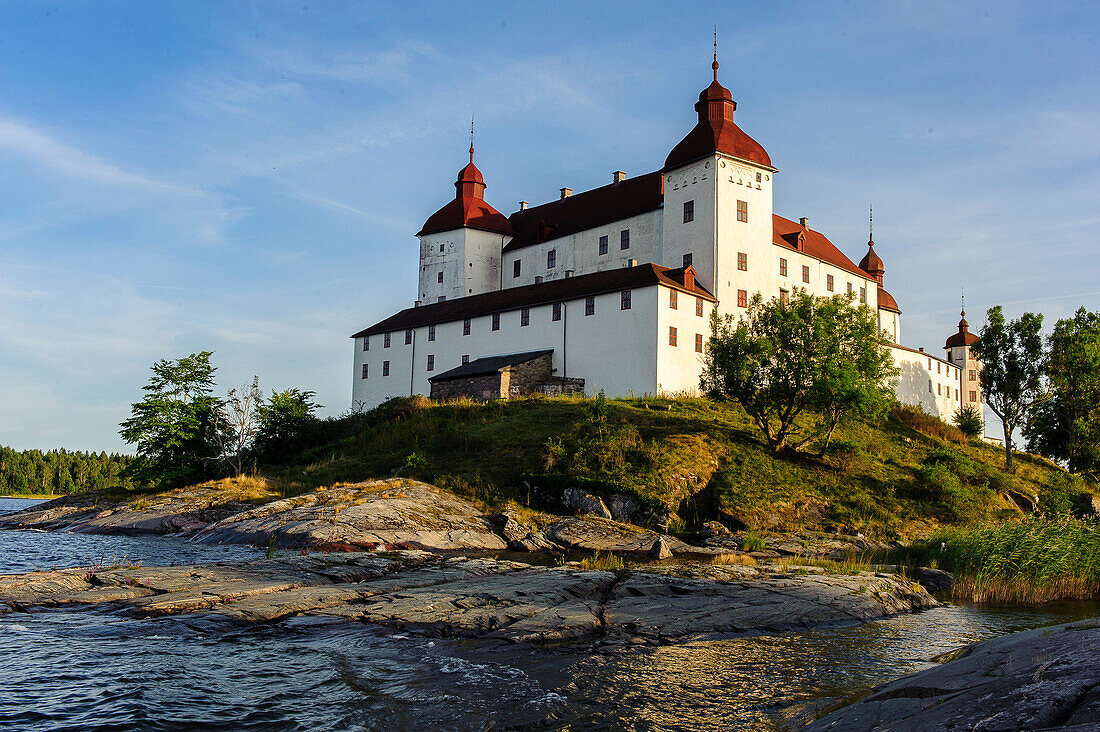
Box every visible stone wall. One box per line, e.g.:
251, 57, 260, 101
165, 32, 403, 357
430, 373, 503, 401
502, 353, 554, 397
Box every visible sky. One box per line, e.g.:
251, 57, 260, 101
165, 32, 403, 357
0, 1, 1097, 453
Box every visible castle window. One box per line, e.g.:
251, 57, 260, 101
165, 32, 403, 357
969, 370, 976, 381
737, 200, 748, 223
437, 271, 443, 284
860, 287, 866, 304
779, 289, 789, 305
463, 319, 471, 336
847, 282, 853, 295
361, 364, 368, 379
696, 297, 704, 317
382, 360, 390, 376
513, 260, 521, 278
737, 289, 747, 308
937, 361, 941, 374
620, 229, 630, 250
427, 355, 434, 372
683, 252, 692, 268
756, 172, 762, 182
970, 390, 977, 402
362, 336, 369, 351
585, 296, 595, 316
737, 252, 747, 271
547, 249, 556, 269
384, 332, 391, 348
683, 200, 694, 223
520, 308, 530, 326
492, 313, 500, 331
669, 326, 678, 346
928, 357, 932, 369
437, 296, 445, 303
802, 265, 810, 283
462, 355, 470, 365
938, 384, 942, 396
439, 244, 444, 253
928, 380, 933, 393
827, 274, 834, 292
695, 333, 704, 353
599, 235, 608, 255
669, 290, 678, 309
621, 290, 631, 310
428, 324, 435, 341
779, 258, 788, 277
405, 329, 413, 345
552, 303, 562, 321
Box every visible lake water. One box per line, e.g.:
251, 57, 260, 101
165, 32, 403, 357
2, 497, 1097, 731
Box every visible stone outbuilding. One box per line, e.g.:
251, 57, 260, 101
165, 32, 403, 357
429, 350, 582, 401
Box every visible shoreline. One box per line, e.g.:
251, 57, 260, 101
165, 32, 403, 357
1, 494, 62, 500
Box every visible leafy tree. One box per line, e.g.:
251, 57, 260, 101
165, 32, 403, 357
1024, 307, 1100, 478
254, 388, 322, 464
211, 376, 264, 476
701, 290, 897, 454
971, 306, 1045, 473
953, 404, 984, 438
118, 351, 221, 489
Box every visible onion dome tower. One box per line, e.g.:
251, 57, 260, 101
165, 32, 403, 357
417, 142, 514, 238
859, 208, 900, 342
946, 305, 983, 416
664, 40, 773, 171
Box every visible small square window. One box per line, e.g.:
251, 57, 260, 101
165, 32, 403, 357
668, 326, 677, 347
547, 249, 556, 269
756, 172, 762, 183
383, 332, 391, 348
405, 329, 413, 345
462, 355, 470, 365
780, 289, 790, 305
382, 360, 390, 376
585, 296, 595, 316
362, 336, 369, 351
599, 235, 608, 255
439, 244, 444, 253
695, 333, 704, 353
437, 295, 445, 303
513, 260, 521, 278
620, 229, 630, 250
696, 297, 704, 317
426, 355, 434, 372
737, 289, 747, 308
361, 363, 368, 379
683, 200, 694, 223
463, 319, 471, 336
802, 265, 810, 283
737, 252, 747, 271
669, 290, 678, 310
621, 290, 631, 310
520, 308, 530, 326
428, 324, 435, 341
779, 258, 788, 277
737, 200, 748, 223
437, 271, 443, 284
682, 252, 692, 268
552, 303, 562, 321
827, 274, 834, 292
492, 313, 500, 331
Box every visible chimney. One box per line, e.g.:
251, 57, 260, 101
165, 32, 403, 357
918, 347, 924, 352
626, 258, 637, 268
683, 268, 694, 290
565, 269, 574, 278
519, 201, 528, 210
559, 187, 572, 200
414, 300, 422, 308
612, 170, 626, 185
534, 276, 543, 284
799, 217, 809, 229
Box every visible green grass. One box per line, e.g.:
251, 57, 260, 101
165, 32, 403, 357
900, 518, 1100, 603
259, 394, 1085, 540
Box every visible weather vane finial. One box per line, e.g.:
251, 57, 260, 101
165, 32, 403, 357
712, 26, 719, 81
869, 204, 874, 243
469, 114, 475, 163
961, 289, 966, 317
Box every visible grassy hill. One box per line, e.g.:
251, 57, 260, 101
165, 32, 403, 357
263, 394, 1090, 541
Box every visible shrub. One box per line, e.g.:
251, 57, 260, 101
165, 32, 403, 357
953, 404, 984, 437
742, 531, 767, 552
892, 404, 968, 445
579, 551, 625, 571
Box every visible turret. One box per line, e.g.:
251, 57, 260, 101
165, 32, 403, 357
859, 216, 900, 343
946, 309, 984, 418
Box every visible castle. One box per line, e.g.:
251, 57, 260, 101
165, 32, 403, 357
351, 53, 983, 421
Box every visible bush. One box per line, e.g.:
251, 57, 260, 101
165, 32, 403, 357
892, 404, 968, 445
953, 404, 984, 437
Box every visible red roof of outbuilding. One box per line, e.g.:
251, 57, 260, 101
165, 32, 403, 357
417, 150, 515, 238
664, 61, 773, 171
772, 215, 867, 279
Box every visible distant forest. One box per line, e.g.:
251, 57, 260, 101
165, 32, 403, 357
0, 446, 132, 496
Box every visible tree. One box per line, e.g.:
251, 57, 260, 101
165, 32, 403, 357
701, 290, 897, 454
971, 306, 1045, 473
119, 351, 221, 488
953, 404, 984, 437
254, 388, 322, 464
1024, 307, 1100, 478
211, 376, 264, 476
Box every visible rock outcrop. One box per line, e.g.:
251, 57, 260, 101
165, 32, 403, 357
807, 617, 1100, 731
0, 552, 938, 645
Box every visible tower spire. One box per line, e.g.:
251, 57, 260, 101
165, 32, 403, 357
469, 114, 475, 163
868, 204, 874, 243
712, 26, 719, 81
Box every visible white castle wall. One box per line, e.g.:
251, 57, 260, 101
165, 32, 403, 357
418, 228, 513, 303
890, 345, 962, 419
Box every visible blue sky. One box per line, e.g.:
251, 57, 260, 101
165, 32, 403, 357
0, 1, 1097, 452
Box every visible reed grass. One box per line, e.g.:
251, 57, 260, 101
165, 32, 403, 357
578, 551, 625, 571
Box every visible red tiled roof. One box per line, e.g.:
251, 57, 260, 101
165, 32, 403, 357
877, 286, 900, 313
859, 240, 884, 282
772, 215, 867, 279
664, 72, 773, 171
417, 156, 514, 237
945, 312, 979, 348
503, 172, 664, 253
351, 263, 715, 338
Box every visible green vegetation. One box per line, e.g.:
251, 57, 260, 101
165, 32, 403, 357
578, 551, 625, 571
953, 404, 984, 437
701, 291, 896, 454
0, 446, 132, 496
